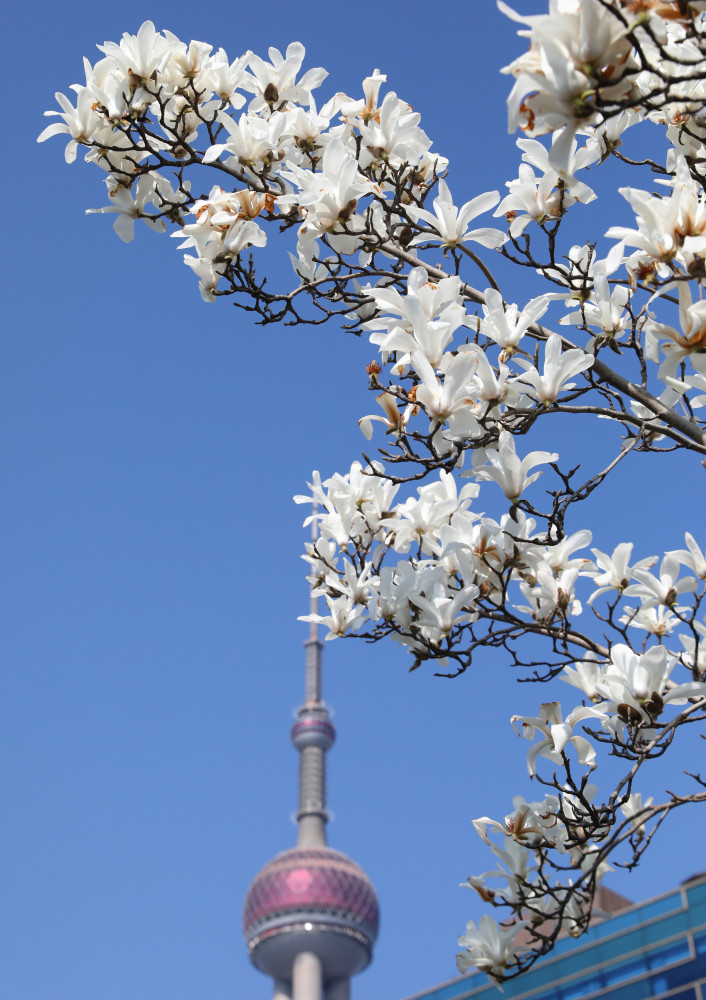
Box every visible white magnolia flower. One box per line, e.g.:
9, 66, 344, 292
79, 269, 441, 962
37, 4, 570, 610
561, 274, 632, 343
457, 914, 527, 980
38, 87, 105, 163
515, 333, 593, 403
645, 282, 706, 379
680, 620, 706, 674
518, 564, 583, 621
517, 135, 598, 202
562, 656, 603, 703
539, 530, 593, 574
473, 794, 563, 848
620, 792, 654, 842
407, 180, 506, 249
480, 288, 550, 358
244, 42, 327, 112
471, 431, 558, 503
597, 644, 706, 724
282, 137, 379, 239
501, 0, 635, 171
202, 110, 288, 170
620, 605, 680, 636
334, 68, 388, 123
412, 581, 479, 639
511, 701, 606, 776
96, 20, 177, 87
607, 160, 706, 277
412, 350, 477, 425
623, 553, 697, 609
357, 91, 431, 168
366, 268, 468, 369
588, 542, 657, 604
387, 471, 479, 555
86, 174, 170, 243
359, 390, 416, 440
495, 162, 565, 237
202, 47, 251, 104
299, 593, 366, 639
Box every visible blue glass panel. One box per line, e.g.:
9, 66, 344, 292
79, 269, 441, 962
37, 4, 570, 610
686, 897, 706, 928
638, 912, 691, 946
558, 974, 602, 999
548, 934, 587, 960
516, 961, 568, 991
686, 880, 706, 906
653, 956, 699, 993
603, 955, 652, 986
590, 892, 682, 938
646, 938, 691, 969
423, 981, 490, 1000
597, 934, 643, 961
600, 976, 653, 1000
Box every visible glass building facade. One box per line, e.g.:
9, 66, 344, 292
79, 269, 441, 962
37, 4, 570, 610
402, 875, 706, 1000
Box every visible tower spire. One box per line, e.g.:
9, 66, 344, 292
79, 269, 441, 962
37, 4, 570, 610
293, 512, 335, 848
243, 511, 379, 1000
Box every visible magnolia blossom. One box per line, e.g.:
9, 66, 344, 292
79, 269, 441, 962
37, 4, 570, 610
244, 41, 327, 112
359, 389, 416, 440
501, 0, 636, 167
366, 268, 469, 370
407, 180, 506, 249
471, 431, 558, 502
473, 794, 563, 849
561, 274, 632, 344
620, 792, 654, 842
511, 702, 606, 776
518, 564, 583, 621
412, 350, 478, 425
588, 542, 657, 603
357, 91, 431, 168
514, 333, 593, 403
596, 644, 706, 724
37, 87, 105, 163
623, 553, 697, 609
480, 288, 551, 358
457, 914, 527, 980
607, 159, 706, 278
87, 174, 181, 243
619, 604, 680, 636
673, 533, 706, 580
562, 656, 603, 703
645, 282, 706, 379
495, 162, 565, 236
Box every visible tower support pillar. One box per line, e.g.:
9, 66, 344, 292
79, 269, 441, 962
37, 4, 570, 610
325, 979, 350, 1000
292, 951, 323, 1000
273, 979, 292, 1000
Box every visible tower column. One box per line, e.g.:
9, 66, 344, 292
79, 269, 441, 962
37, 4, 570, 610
292, 951, 322, 1000
325, 979, 350, 1000
297, 744, 327, 846
274, 980, 292, 1000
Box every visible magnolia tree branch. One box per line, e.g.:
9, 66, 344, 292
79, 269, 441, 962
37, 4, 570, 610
40, 0, 706, 985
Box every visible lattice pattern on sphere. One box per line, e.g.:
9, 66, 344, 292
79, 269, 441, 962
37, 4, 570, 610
243, 847, 379, 940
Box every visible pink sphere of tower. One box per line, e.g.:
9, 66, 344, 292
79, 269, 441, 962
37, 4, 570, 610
243, 846, 379, 983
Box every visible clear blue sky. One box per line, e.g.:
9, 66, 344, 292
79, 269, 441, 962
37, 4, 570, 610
3, 2, 705, 999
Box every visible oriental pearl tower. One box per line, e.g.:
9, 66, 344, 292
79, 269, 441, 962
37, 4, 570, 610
243, 536, 379, 1000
